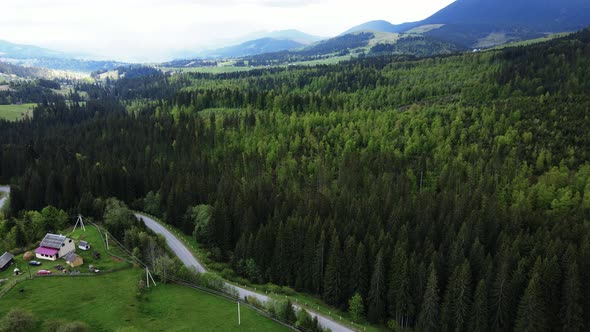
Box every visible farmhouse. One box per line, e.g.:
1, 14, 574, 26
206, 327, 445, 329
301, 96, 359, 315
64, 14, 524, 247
78, 240, 90, 251
35, 234, 75, 261
63, 252, 83, 268
0, 252, 14, 271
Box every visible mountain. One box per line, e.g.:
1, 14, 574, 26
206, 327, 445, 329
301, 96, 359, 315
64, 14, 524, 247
0, 40, 66, 59
344, 0, 590, 48
342, 20, 417, 35
0, 39, 126, 72
244, 30, 325, 45
199, 38, 305, 58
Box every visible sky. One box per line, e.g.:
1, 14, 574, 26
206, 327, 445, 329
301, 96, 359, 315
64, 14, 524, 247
0, 0, 455, 62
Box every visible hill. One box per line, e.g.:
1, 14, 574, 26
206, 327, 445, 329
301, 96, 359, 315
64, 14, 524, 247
344, 0, 590, 48
0, 40, 65, 59
200, 37, 305, 58
0, 39, 126, 73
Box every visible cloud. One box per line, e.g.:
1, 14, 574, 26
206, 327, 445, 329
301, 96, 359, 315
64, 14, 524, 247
0, 0, 456, 62
263, 0, 323, 7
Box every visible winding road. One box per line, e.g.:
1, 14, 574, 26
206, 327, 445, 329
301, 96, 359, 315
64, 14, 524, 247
135, 212, 354, 332
0, 186, 9, 211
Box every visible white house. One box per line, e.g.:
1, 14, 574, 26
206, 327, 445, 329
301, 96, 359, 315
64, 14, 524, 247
35, 234, 76, 261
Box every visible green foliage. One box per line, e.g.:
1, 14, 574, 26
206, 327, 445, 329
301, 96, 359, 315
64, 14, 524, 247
348, 293, 365, 323
0, 309, 35, 332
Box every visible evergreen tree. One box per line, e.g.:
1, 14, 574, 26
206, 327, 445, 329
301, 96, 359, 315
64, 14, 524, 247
515, 273, 547, 332
417, 263, 440, 332
469, 279, 489, 332
560, 262, 583, 332
367, 250, 386, 323
323, 231, 343, 306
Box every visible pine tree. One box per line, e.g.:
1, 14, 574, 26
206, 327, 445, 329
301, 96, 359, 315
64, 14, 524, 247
560, 262, 583, 332
367, 250, 386, 323
417, 263, 440, 332
515, 273, 547, 332
441, 260, 472, 332
387, 244, 410, 327
312, 231, 326, 295
351, 242, 369, 297
323, 231, 342, 306
469, 279, 489, 332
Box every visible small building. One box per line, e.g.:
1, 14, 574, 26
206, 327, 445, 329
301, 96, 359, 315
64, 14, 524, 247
78, 241, 90, 251
35, 234, 75, 261
0, 252, 14, 271
63, 251, 83, 268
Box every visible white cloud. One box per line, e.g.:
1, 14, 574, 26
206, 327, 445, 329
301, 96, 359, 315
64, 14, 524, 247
0, 0, 455, 62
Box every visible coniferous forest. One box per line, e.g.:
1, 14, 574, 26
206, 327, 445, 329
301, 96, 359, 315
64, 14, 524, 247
2, 29, 590, 331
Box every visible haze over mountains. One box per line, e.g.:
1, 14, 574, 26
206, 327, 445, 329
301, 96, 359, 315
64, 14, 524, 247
1, 0, 590, 72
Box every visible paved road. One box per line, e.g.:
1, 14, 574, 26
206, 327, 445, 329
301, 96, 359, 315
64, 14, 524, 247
0, 186, 9, 211
135, 213, 354, 332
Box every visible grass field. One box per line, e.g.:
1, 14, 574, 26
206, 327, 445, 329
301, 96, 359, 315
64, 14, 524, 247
0, 269, 289, 331
0, 103, 35, 121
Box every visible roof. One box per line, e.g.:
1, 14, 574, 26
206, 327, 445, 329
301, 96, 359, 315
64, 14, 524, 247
0, 252, 14, 269
40, 234, 67, 249
35, 247, 59, 256
63, 251, 79, 263
79, 241, 89, 246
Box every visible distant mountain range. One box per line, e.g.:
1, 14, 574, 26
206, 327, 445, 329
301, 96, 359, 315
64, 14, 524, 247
2, 0, 590, 72
197, 38, 305, 59
0, 39, 126, 73
189, 30, 324, 59
345, 0, 590, 48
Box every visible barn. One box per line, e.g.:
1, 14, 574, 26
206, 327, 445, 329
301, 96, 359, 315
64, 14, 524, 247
0, 252, 14, 271
35, 234, 76, 261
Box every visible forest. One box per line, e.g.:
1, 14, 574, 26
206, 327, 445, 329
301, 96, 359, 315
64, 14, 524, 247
1, 28, 590, 331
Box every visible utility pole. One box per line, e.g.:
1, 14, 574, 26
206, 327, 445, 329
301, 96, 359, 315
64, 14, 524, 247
105, 233, 109, 250
146, 267, 157, 288
238, 302, 241, 326
73, 214, 86, 232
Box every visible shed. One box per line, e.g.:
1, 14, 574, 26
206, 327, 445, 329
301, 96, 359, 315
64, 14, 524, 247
0, 252, 14, 271
63, 251, 83, 268
78, 240, 90, 251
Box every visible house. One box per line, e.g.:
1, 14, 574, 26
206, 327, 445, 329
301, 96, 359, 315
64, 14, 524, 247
35, 234, 75, 261
63, 252, 83, 268
0, 252, 14, 271
78, 240, 90, 251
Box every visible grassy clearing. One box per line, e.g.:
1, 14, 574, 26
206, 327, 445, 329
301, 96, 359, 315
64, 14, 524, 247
0, 224, 130, 282
0, 269, 288, 331
0, 103, 35, 121
491, 32, 573, 50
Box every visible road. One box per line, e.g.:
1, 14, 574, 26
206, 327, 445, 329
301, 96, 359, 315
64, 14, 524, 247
135, 213, 354, 332
0, 186, 9, 211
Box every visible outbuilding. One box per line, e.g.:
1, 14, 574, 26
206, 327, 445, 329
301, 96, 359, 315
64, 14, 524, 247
63, 251, 83, 268
35, 234, 76, 261
0, 252, 14, 271
78, 241, 90, 251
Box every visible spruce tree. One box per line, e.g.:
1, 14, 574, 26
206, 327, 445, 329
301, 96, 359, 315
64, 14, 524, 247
323, 231, 342, 306
417, 263, 440, 332
469, 279, 489, 332
515, 272, 547, 332
560, 262, 583, 332
367, 250, 386, 323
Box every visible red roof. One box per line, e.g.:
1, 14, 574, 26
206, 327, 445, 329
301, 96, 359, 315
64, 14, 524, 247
35, 247, 59, 256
